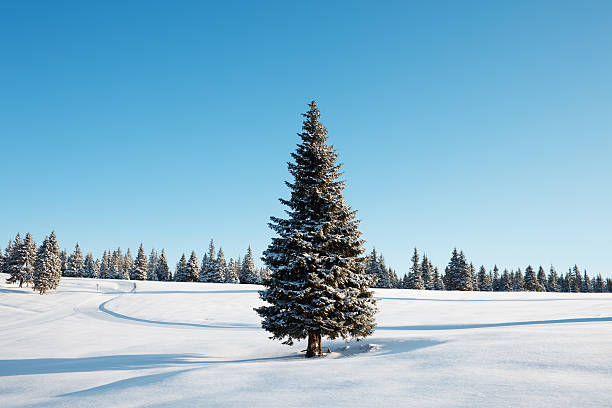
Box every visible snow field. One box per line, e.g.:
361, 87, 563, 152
1, 275, 612, 407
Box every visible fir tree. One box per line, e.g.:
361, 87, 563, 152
59, 249, 68, 276
513, 268, 525, 291
33, 232, 62, 294
65, 243, 84, 278
445, 249, 472, 291
216, 248, 228, 282
537, 266, 547, 291
594, 275, 606, 293
155, 249, 172, 281
405, 248, 424, 289
547, 266, 560, 292
239, 246, 259, 284
132, 244, 148, 280
433, 267, 444, 290
185, 251, 200, 282
524, 265, 539, 291
174, 254, 188, 282
492, 265, 500, 291
478, 266, 492, 291
123, 248, 134, 280
225, 257, 240, 283
421, 255, 434, 290
99, 250, 110, 279
501, 269, 512, 291
572, 265, 582, 293
83, 253, 97, 278
582, 271, 592, 293
469, 263, 478, 291
256, 102, 376, 357
7, 233, 37, 287
147, 249, 159, 281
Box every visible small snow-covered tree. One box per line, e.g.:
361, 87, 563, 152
421, 255, 434, 290
185, 251, 200, 282
65, 243, 84, 278
216, 248, 228, 282
432, 267, 444, 290
83, 253, 97, 278
445, 249, 472, 291
524, 265, 539, 291
405, 248, 424, 289
155, 249, 172, 281
7, 233, 37, 287
59, 249, 68, 276
123, 248, 134, 280
256, 102, 377, 357
33, 232, 62, 294
147, 249, 159, 281
132, 244, 148, 280
239, 246, 259, 284
478, 266, 492, 291
513, 269, 525, 291
174, 254, 188, 282
537, 266, 547, 291
547, 266, 560, 292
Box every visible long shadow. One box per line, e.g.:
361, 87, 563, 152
0, 287, 31, 294
378, 316, 612, 331
99, 299, 260, 329
1, 353, 302, 377
376, 296, 612, 302
132, 290, 260, 295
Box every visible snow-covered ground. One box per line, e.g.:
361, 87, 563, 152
2, 275, 612, 407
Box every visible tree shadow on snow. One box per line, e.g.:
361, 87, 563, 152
0, 353, 303, 378
327, 338, 447, 358
377, 316, 612, 331
376, 296, 612, 302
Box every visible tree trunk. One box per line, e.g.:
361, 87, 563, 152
306, 331, 322, 357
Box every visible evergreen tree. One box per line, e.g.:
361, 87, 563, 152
445, 249, 472, 291
1, 240, 13, 277
537, 266, 547, 291
572, 265, 582, 293
514, 268, 525, 291
239, 246, 259, 284
184, 251, 200, 282
547, 266, 560, 292
174, 254, 188, 282
492, 265, 500, 291
225, 257, 239, 283
433, 267, 444, 290
478, 266, 492, 291
59, 249, 68, 276
132, 244, 148, 280
421, 255, 434, 290
216, 248, 228, 282
256, 102, 376, 357
594, 274, 606, 293
469, 263, 478, 291
65, 243, 84, 278
582, 271, 592, 293
33, 234, 62, 294
83, 253, 97, 278
123, 248, 134, 280
199, 240, 219, 282
405, 248, 424, 289
147, 249, 159, 281
524, 265, 539, 291
155, 249, 172, 281
99, 250, 111, 279
7, 233, 37, 287
501, 269, 512, 291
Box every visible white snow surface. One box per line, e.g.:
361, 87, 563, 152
2, 274, 612, 407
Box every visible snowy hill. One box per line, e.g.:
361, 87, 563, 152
2, 275, 612, 407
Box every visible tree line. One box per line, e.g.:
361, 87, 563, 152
1, 233, 270, 294
367, 247, 612, 293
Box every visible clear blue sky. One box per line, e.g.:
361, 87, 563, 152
1, 1, 610, 277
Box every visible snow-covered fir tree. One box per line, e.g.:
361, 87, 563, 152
469, 263, 478, 291
33, 232, 62, 294
216, 248, 228, 282
65, 243, 84, 278
432, 267, 444, 290
155, 250, 172, 281
239, 246, 259, 284
513, 268, 525, 291
7, 233, 37, 287
547, 266, 560, 292
174, 254, 188, 282
501, 269, 512, 291
405, 248, 424, 289
572, 265, 582, 292
582, 271, 592, 293
256, 102, 377, 357
147, 249, 159, 281
594, 274, 606, 293
59, 249, 67, 276
132, 244, 148, 280
523, 265, 539, 291
83, 253, 97, 278
124, 248, 135, 280
445, 249, 472, 291
537, 266, 547, 291
421, 255, 434, 290
185, 251, 200, 282
478, 266, 493, 291
226, 258, 240, 283
198, 240, 219, 282
492, 265, 500, 291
